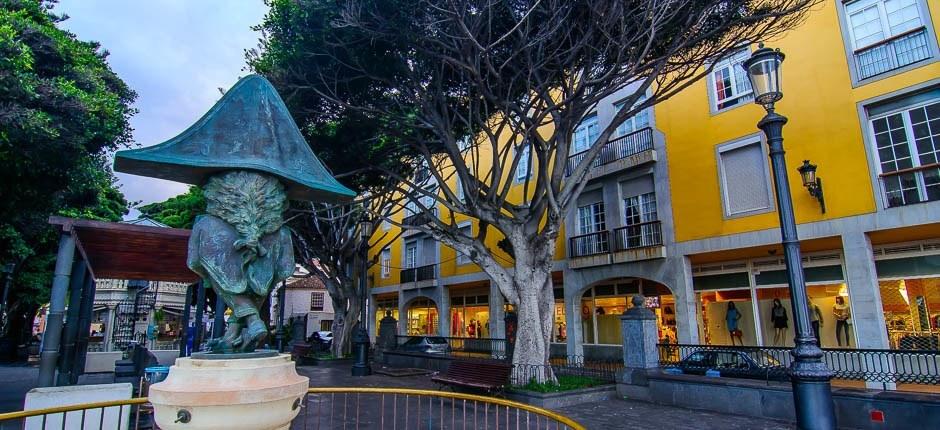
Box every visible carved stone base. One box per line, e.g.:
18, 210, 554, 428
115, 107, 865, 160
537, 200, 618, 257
149, 354, 308, 430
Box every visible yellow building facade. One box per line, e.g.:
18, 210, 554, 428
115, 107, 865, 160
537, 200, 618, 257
369, 0, 940, 360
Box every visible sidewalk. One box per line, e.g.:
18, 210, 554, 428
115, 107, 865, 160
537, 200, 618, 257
1, 362, 794, 429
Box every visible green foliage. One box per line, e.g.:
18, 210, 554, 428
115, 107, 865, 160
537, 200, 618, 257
138, 186, 206, 229
0, 0, 135, 341
515, 375, 604, 393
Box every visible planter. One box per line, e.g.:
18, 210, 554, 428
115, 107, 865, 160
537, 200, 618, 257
505, 384, 617, 409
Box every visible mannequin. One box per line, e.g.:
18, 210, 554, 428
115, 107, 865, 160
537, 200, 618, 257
833, 296, 851, 347
770, 298, 789, 346
725, 302, 743, 346
808, 299, 824, 346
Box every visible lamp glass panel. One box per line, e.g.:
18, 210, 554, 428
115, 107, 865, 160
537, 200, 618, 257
747, 57, 782, 105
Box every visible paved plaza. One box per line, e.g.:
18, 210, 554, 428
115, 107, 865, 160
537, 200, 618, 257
1, 362, 797, 429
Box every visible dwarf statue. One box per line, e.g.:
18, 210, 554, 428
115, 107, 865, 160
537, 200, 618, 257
113, 74, 356, 355
187, 171, 294, 352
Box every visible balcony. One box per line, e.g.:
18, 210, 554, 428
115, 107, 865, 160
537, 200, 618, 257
612, 221, 666, 263
401, 207, 438, 229
568, 231, 612, 268
566, 127, 655, 180
568, 221, 666, 269
855, 27, 931, 81
400, 263, 437, 288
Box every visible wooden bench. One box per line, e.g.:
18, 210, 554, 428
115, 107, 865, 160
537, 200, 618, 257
431, 360, 512, 395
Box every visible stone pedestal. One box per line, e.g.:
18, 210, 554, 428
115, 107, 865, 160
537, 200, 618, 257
619, 295, 659, 389
149, 353, 308, 430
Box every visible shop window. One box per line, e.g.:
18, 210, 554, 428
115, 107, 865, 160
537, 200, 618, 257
707, 47, 753, 112
374, 298, 399, 338
696, 289, 756, 346
869, 95, 940, 207
449, 293, 489, 338
717, 139, 774, 217
552, 300, 567, 343
310, 291, 325, 312
880, 278, 940, 350
581, 281, 676, 345
843, 0, 934, 81
406, 298, 438, 335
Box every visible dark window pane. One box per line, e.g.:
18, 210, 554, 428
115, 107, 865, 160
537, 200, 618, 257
909, 107, 926, 123
888, 114, 904, 129
873, 118, 888, 133
891, 129, 908, 144
876, 132, 892, 148
926, 103, 940, 119
913, 123, 930, 139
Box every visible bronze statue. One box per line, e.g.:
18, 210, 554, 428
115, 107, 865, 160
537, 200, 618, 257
114, 75, 355, 353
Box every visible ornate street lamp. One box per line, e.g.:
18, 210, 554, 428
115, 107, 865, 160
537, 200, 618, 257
351, 219, 373, 376
743, 44, 836, 429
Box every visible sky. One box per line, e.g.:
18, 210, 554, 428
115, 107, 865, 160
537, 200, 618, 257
54, 1, 270, 219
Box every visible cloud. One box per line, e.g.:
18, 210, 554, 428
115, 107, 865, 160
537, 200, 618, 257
54, 0, 269, 218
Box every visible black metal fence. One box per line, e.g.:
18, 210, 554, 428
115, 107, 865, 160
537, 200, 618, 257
399, 264, 437, 283
565, 127, 653, 175
512, 356, 622, 385
659, 343, 940, 387
568, 231, 610, 258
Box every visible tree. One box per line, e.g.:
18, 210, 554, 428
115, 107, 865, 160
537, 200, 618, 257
0, 0, 135, 347
138, 186, 206, 229
250, 0, 818, 376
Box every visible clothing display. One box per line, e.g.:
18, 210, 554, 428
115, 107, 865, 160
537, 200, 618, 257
771, 305, 789, 329
725, 308, 740, 331
833, 299, 851, 347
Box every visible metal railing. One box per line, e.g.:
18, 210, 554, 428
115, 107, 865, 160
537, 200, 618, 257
0, 397, 147, 429
400, 264, 437, 283
855, 26, 931, 80
0, 389, 586, 430
566, 127, 653, 176
568, 231, 610, 258
513, 355, 622, 384
394, 335, 507, 359
658, 343, 940, 388
879, 163, 940, 208
402, 207, 438, 226
613, 221, 663, 251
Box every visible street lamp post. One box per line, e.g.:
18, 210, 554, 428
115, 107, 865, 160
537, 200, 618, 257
351, 219, 373, 376
743, 45, 836, 429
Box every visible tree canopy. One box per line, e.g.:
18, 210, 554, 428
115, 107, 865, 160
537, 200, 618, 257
138, 186, 206, 229
0, 0, 135, 343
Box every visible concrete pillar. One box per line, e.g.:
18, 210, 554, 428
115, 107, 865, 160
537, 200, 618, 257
397, 294, 407, 336
841, 230, 888, 350
489, 286, 506, 338
436, 287, 450, 337
565, 292, 585, 358
670, 256, 699, 345
367, 293, 378, 340
102, 306, 116, 352
38, 231, 76, 387
619, 295, 659, 394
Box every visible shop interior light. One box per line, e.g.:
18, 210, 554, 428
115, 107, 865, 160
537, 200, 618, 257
898, 279, 910, 305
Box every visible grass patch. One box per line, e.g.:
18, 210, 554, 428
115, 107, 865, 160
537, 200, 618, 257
513, 375, 604, 393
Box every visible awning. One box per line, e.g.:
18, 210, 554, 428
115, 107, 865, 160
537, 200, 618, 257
49, 216, 198, 283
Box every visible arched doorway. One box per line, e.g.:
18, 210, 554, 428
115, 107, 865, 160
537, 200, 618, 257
578, 278, 678, 346
405, 297, 439, 336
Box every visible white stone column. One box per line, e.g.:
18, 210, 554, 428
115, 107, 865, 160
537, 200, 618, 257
841, 230, 895, 390
488, 285, 505, 339
669, 256, 699, 345
564, 290, 585, 358
436, 287, 450, 337
102, 306, 116, 352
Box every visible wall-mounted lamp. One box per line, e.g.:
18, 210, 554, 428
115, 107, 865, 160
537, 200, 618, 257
797, 160, 825, 214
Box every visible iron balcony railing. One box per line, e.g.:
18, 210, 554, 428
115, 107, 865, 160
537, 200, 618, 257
658, 343, 940, 389
401, 207, 438, 226
566, 127, 653, 176
568, 231, 610, 258
879, 163, 940, 208
399, 263, 437, 283
855, 27, 931, 80
613, 220, 663, 251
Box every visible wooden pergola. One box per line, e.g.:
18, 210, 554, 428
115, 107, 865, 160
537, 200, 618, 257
38, 216, 200, 387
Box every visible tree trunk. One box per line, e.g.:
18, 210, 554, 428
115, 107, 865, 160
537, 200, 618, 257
504, 254, 556, 384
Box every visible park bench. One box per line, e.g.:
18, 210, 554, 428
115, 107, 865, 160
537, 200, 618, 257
431, 359, 512, 395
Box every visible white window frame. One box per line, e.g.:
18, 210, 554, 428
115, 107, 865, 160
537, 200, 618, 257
310, 291, 325, 312
456, 222, 473, 265
576, 201, 606, 235
715, 136, 776, 218
572, 114, 600, 154
614, 94, 651, 137
706, 47, 754, 114
867, 94, 940, 207
845, 0, 923, 50
455, 176, 465, 202
516, 143, 531, 181
380, 248, 391, 278
404, 242, 418, 268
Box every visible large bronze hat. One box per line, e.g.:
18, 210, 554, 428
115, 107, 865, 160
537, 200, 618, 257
114, 74, 356, 202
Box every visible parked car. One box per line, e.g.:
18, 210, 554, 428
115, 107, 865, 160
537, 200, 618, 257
309, 331, 333, 351
672, 349, 788, 381
398, 336, 452, 355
